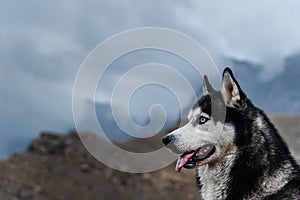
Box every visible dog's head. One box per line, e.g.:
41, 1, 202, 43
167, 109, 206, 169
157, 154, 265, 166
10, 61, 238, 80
162, 67, 248, 172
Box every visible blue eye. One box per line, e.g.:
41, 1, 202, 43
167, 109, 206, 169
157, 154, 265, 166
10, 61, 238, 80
199, 116, 209, 124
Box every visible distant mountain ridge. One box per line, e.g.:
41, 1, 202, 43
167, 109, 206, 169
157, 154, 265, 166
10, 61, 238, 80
94, 54, 300, 140
227, 52, 300, 113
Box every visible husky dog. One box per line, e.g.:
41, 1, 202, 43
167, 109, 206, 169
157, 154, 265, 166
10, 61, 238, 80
162, 68, 300, 199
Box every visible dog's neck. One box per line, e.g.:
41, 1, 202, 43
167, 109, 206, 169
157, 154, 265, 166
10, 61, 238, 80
197, 141, 297, 200
197, 153, 236, 200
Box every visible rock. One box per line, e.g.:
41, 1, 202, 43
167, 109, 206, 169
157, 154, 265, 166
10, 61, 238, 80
80, 163, 91, 173
17, 189, 33, 200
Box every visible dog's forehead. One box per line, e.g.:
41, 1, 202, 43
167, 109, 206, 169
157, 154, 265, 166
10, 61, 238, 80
188, 95, 211, 119
187, 107, 201, 119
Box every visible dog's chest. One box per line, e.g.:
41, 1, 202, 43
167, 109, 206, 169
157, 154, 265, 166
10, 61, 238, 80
197, 155, 235, 200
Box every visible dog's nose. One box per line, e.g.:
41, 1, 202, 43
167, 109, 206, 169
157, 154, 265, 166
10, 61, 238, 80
162, 135, 174, 145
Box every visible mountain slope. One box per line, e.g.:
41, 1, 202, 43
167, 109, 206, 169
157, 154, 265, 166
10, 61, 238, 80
0, 115, 299, 200
0, 131, 198, 200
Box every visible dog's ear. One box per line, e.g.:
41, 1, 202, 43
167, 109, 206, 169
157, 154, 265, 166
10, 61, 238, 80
203, 75, 216, 95
221, 67, 246, 107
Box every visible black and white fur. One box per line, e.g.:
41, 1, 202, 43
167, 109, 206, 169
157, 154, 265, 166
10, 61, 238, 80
162, 68, 300, 200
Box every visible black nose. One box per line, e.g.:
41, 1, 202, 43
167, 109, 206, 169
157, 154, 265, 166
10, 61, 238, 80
162, 135, 174, 145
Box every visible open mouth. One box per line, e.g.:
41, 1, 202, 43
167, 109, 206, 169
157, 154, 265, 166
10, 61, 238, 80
175, 144, 216, 172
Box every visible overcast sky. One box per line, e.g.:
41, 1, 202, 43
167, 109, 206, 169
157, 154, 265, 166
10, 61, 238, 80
1, 0, 300, 157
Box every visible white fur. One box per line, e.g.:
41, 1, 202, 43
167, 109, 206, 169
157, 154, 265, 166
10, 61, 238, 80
166, 106, 235, 154
222, 71, 241, 107
198, 153, 236, 200
166, 106, 237, 200
255, 116, 264, 129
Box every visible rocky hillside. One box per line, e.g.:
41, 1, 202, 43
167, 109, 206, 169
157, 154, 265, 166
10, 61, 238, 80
0, 131, 198, 200
0, 116, 299, 200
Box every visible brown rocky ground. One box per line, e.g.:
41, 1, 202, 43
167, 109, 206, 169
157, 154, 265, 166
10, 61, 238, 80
0, 131, 198, 200
0, 115, 299, 200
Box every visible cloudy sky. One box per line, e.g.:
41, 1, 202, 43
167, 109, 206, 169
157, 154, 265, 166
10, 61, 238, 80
1, 0, 300, 158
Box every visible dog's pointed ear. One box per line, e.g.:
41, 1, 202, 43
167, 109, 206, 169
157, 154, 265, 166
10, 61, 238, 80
221, 67, 246, 107
203, 75, 216, 95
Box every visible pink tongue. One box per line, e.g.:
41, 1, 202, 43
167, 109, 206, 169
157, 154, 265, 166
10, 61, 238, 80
175, 152, 196, 172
